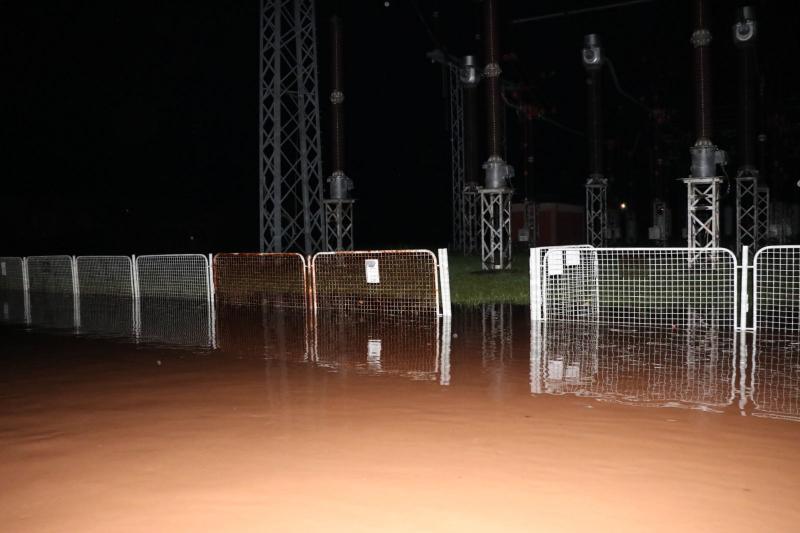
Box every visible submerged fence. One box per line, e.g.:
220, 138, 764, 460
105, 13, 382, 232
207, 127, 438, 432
532, 245, 799, 333
0, 250, 452, 342
3, 245, 799, 336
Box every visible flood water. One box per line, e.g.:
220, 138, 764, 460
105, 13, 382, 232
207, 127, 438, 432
1, 304, 800, 532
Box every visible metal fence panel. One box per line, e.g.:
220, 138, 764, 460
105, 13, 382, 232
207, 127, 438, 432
0, 257, 26, 324
213, 253, 307, 309
753, 245, 800, 333
27, 255, 76, 330
542, 248, 737, 329
135, 254, 213, 347
312, 250, 439, 317
76, 256, 135, 338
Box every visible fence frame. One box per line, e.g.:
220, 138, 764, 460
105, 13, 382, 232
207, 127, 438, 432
211, 252, 308, 310
530, 245, 594, 322
538, 247, 739, 330
311, 249, 441, 317
753, 244, 800, 333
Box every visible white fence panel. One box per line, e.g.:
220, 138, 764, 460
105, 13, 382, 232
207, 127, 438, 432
312, 250, 440, 317
76, 256, 135, 338
530, 245, 593, 321
542, 248, 737, 329
26, 255, 77, 330
0, 257, 27, 324
135, 254, 213, 347
753, 245, 800, 333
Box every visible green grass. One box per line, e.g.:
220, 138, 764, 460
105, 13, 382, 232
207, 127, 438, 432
448, 254, 529, 306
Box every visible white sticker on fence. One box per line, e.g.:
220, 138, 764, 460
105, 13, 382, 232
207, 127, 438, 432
367, 339, 382, 370
547, 251, 564, 275
565, 250, 581, 266
1, 262, 6, 276
365, 259, 380, 284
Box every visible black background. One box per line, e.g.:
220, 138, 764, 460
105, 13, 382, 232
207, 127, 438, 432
3, 0, 799, 255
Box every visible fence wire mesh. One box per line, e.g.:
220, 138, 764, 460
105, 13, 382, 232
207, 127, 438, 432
213, 253, 307, 309
532, 322, 736, 409
0, 257, 26, 324
754, 246, 800, 333
312, 250, 439, 317
542, 248, 737, 329
135, 255, 213, 347
76, 256, 135, 338
27, 255, 76, 330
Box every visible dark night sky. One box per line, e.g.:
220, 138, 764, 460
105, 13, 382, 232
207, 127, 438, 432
3, 0, 799, 255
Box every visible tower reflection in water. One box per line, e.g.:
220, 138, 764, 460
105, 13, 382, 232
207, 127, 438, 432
531, 321, 737, 411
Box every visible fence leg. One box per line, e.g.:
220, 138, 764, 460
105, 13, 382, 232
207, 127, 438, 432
71, 256, 81, 332
739, 245, 749, 332
21, 258, 31, 326
530, 248, 542, 322
437, 248, 452, 318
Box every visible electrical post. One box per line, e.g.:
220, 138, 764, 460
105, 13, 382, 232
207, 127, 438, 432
324, 15, 354, 251
480, 0, 513, 270
684, 0, 724, 249
583, 34, 607, 248
734, 6, 759, 255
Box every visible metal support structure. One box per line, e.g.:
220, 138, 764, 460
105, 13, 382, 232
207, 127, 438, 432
323, 199, 354, 251
586, 178, 607, 247
448, 62, 466, 251
323, 15, 354, 252
685, 177, 722, 248
583, 34, 607, 247
756, 186, 770, 245
259, 0, 325, 254
736, 176, 757, 253
686, 0, 723, 248
480, 0, 513, 270
480, 189, 512, 270
734, 6, 759, 255
464, 188, 480, 255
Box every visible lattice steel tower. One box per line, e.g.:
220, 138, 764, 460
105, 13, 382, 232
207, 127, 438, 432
259, 0, 325, 254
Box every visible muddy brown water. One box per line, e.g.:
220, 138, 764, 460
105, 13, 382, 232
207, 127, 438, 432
1, 304, 799, 532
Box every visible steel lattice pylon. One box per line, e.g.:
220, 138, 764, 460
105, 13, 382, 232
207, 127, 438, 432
684, 177, 721, 248
480, 189, 512, 270
736, 175, 758, 254
585, 178, 607, 247
463, 189, 480, 255
448, 63, 467, 251
259, 0, 325, 254
756, 186, 770, 245
324, 199, 354, 251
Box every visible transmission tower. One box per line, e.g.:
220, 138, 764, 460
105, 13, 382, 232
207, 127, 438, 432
259, 0, 325, 254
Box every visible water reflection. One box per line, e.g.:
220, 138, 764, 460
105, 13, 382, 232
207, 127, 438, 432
531, 321, 737, 410
215, 304, 308, 361
312, 311, 441, 380
749, 335, 800, 422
